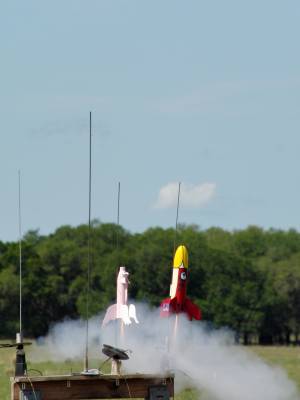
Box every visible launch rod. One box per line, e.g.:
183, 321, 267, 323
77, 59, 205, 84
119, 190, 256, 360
18, 170, 22, 340
173, 182, 181, 255
114, 182, 121, 347
85, 111, 92, 371
116, 182, 120, 251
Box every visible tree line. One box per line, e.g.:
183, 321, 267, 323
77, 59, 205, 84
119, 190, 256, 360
0, 221, 299, 345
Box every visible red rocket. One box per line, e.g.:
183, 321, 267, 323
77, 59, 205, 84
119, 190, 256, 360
160, 245, 201, 321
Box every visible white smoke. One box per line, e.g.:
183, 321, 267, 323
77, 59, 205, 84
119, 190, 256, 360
33, 303, 299, 400
32, 316, 102, 362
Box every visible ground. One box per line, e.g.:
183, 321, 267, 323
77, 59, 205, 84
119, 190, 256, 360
251, 346, 300, 391
0, 343, 299, 399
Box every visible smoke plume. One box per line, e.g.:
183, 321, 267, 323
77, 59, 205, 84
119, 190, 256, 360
34, 303, 299, 400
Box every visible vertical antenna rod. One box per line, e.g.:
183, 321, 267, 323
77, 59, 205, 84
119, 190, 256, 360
84, 111, 92, 371
173, 182, 181, 255
116, 182, 120, 251
115, 182, 121, 347
18, 170, 23, 342
15, 170, 28, 376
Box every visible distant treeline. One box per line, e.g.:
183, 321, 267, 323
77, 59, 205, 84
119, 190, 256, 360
0, 222, 300, 345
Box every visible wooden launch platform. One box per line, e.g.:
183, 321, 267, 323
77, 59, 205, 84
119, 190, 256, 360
11, 373, 174, 400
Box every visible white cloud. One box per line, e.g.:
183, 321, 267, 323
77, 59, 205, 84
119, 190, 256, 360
154, 182, 216, 209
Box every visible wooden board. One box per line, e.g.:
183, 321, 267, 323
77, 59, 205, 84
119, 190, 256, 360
11, 373, 174, 400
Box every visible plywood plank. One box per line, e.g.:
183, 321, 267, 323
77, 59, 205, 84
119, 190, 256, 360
11, 373, 174, 400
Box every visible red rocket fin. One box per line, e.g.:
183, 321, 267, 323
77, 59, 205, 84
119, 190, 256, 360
160, 298, 176, 317
160, 297, 201, 320
184, 297, 202, 321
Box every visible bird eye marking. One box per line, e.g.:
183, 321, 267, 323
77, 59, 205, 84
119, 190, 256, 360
180, 272, 186, 280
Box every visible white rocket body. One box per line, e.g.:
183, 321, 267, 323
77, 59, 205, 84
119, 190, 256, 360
102, 266, 139, 326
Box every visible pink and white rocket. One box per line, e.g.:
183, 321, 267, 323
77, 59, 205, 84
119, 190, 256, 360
102, 266, 139, 327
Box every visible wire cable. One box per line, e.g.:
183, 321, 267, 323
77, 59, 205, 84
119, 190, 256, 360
27, 369, 43, 376
25, 375, 38, 400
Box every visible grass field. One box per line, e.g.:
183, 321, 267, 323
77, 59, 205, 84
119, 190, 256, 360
0, 343, 299, 400
251, 346, 300, 391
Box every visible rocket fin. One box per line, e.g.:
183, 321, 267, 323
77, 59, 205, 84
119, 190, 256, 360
160, 298, 171, 317
160, 297, 177, 317
102, 304, 117, 327
129, 304, 139, 323
119, 305, 132, 325
184, 297, 202, 321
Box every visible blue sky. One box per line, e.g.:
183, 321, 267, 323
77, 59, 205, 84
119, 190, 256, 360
1, 1, 300, 241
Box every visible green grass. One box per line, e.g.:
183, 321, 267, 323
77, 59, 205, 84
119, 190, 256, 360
0, 344, 15, 400
1, 343, 300, 400
251, 346, 300, 391
0, 341, 109, 400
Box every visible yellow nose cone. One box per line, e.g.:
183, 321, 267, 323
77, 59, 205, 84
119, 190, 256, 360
173, 245, 188, 269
